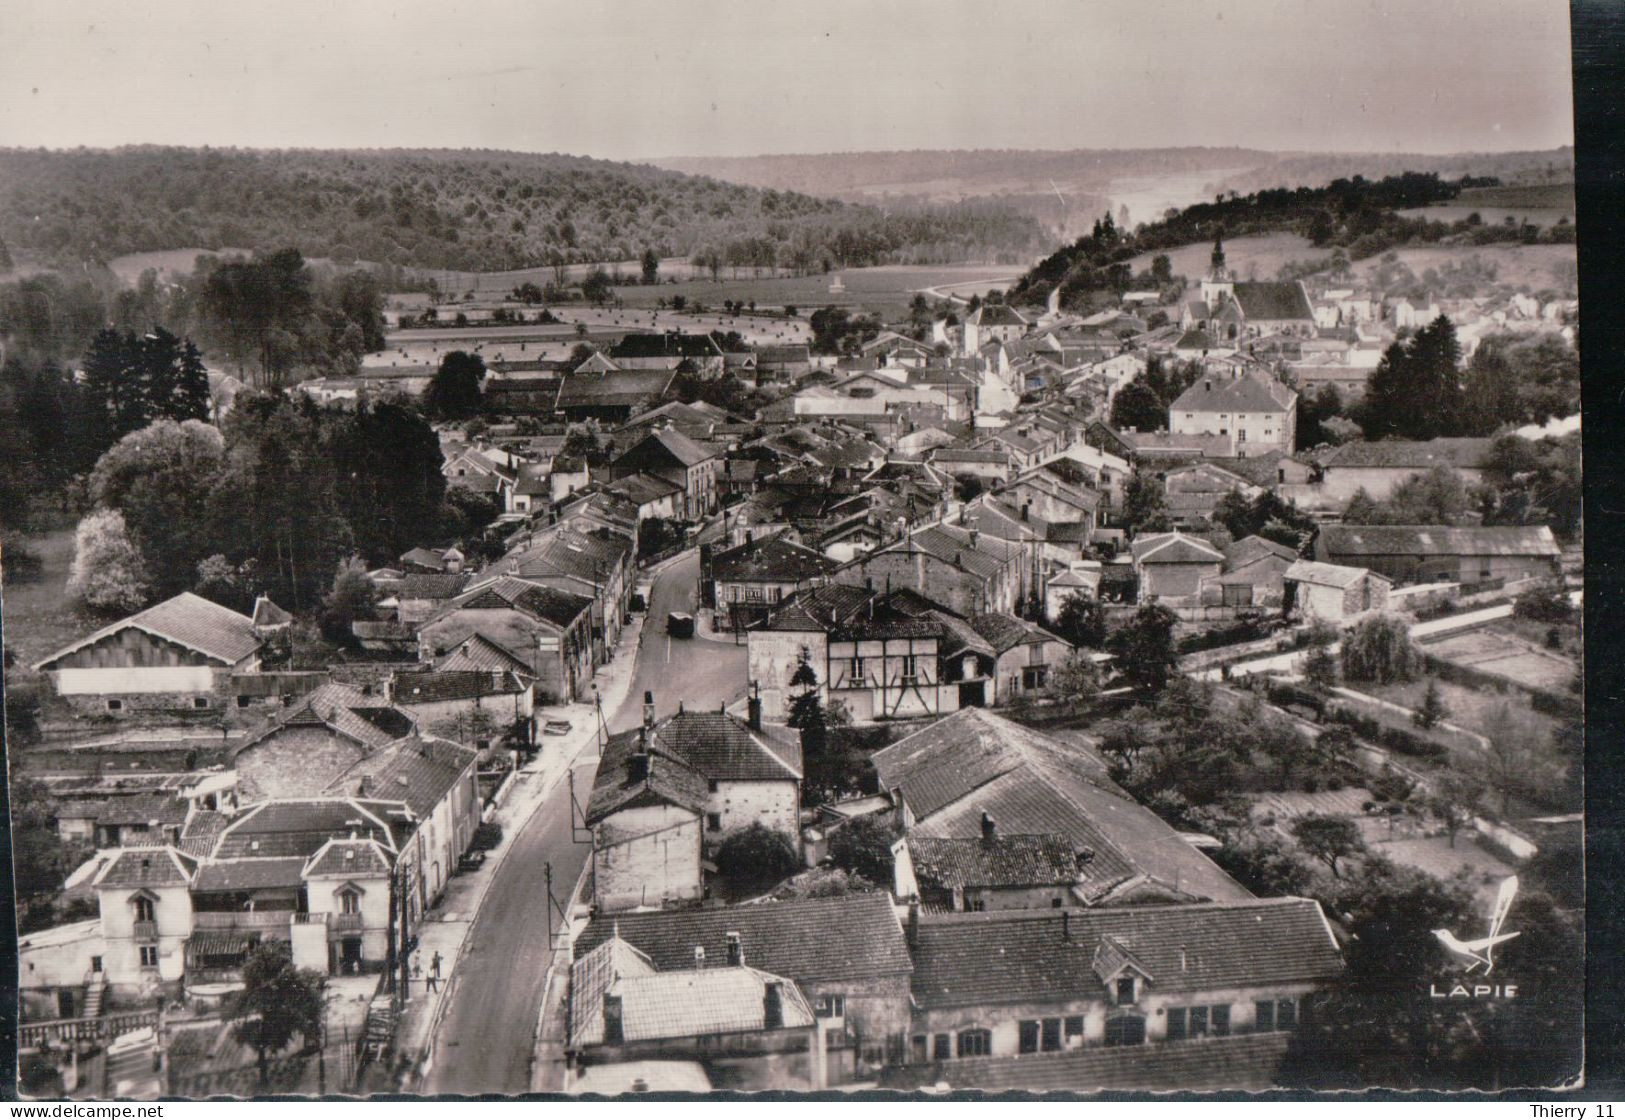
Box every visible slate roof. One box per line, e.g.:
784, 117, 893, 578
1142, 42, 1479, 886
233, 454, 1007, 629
324, 737, 477, 819
586, 742, 710, 824
885, 1032, 1294, 1092
93, 847, 197, 889
1130, 532, 1225, 565
1319, 437, 1496, 470
38, 592, 260, 670
1230, 280, 1316, 322
242, 682, 415, 754
192, 857, 308, 892
211, 800, 403, 860
909, 898, 1342, 1010
1318, 524, 1561, 559
908, 833, 1086, 890
623, 427, 717, 468
608, 472, 683, 505
303, 838, 394, 878
1169, 373, 1296, 415
574, 894, 913, 984
759, 583, 878, 632
604, 709, 802, 786
250, 596, 292, 628
890, 523, 1014, 581
710, 534, 840, 584
508, 528, 630, 584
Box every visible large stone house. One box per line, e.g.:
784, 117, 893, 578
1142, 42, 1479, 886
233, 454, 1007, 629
419, 576, 596, 702
585, 700, 803, 912
610, 428, 721, 519
832, 523, 1024, 618
1168, 372, 1297, 459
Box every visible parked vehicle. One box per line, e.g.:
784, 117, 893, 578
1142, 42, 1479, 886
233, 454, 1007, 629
666, 612, 694, 639
543, 718, 573, 736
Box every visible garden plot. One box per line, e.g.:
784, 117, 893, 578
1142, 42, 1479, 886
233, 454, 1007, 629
1425, 628, 1575, 693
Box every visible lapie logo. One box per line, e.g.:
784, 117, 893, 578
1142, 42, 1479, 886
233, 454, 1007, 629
1429, 875, 1520, 1000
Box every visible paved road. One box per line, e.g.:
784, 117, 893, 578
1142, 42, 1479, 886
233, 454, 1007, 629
420, 552, 748, 1093
614, 550, 748, 732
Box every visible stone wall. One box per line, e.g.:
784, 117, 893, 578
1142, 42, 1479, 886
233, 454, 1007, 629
235, 726, 369, 801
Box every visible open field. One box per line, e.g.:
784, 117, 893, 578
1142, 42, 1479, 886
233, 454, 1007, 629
1426, 625, 1577, 694
1397, 183, 1574, 228
1362, 674, 1562, 748
608, 263, 1024, 318
1123, 232, 1316, 283
2, 525, 83, 669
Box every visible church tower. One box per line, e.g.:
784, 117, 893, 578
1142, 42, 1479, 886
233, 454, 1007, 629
1201, 233, 1234, 307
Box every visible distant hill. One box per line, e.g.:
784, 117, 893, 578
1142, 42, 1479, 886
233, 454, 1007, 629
653, 146, 1575, 240
0, 146, 1045, 276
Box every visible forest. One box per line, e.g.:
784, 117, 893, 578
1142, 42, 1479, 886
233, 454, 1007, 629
0, 146, 1045, 275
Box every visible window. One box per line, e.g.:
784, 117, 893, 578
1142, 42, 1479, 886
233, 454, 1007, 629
107, 699, 123, 712
911, 1035, 929, 1064
91, 956, 103, 975
1276, 999, 1297, 1030
814, 995, 845, 1019
707, 780, 719, 794
194, 697, 210, 709
1254, 1000, 1275, 1032
899, 655, 918, 683
139, 946, 159, 968
848, 657, 865, 681
338, 889, 360, 915
1116, 977, 1136, 1005
237, 695, 253, 708
1212, 1004, 1230, 1036
1189, 1006, 1208, 1038
1238, 430, 1248, 443
706, 813, 722, 832
133, 896, 155, 923
1104, 1014, 1145, 1047
1021, 666, 1048, 690
957, 1028, 991, 1058
1064, 1016, 1084, 1043
1167, 1007, 1187, 1041
1041, 1018, 1062, 1052
1018, 1020, 1041, 1054
932, 1034, 952, 1061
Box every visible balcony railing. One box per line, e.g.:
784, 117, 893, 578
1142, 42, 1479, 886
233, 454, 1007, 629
329, 912, 366, 932
132, 920, 158, 940
193, 909, 297, 930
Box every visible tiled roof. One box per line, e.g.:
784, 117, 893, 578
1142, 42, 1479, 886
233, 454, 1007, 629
756, 343, 811, 364
93, 847, 196, 889
909, 898, 1342, 1010
610, 332, 724, 360
556, 369, 676, 409
618, 968, 814, 1043
1225, 535, 1300, 571
95, 792, 191, 826
604, 709, 802, 786
192, 856, 308, 892
435, 633, 534, 675
1318, 524, 1561, 559
874, 710, 1249, 904
453, 576, 595, 627
324, 737, 476, 819
908, 833, 1086, 890
242, 682, 415, 753
971, 304, 1029, 327
967, 612, 1055, 654
38, 592, 260, 671
759, 583, 877, 632
885, 1032, 1293, 1092
1130, 532, 1225, 565
608, 472, 682, 504
250, 596, 292, 628
569, 936, 658, 1046
178, 810, 231, 857
574, 893, 913, 984
507, 528, 630, 584
625, 427, 717, 468
586, 746, 710, 824
1319, 437, 1496, 470
1283, 559, 1384, 589
392, 670, 526, 704
303, 838, 393, 878
398, 574, 471, 600
710, 534, 839, 584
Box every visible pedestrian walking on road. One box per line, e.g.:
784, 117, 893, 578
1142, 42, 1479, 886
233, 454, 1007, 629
431, 951, 443, 980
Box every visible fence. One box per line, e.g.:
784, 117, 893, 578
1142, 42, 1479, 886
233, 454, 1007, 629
19, 1009, 159, 1050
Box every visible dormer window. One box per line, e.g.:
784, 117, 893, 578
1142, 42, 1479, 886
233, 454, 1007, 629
1116, 976, 1137, 1005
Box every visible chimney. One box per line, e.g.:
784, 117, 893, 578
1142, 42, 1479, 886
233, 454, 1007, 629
968, 529, 979, 549
642, 690, 655, 730
1061, 911, 1071, 942
763, 981, 784, 1030
603, 994, 625, 1044
628, 752, 650, 783
1204, 379, 1212, 392
980, 811, 997, 845
747, 687, 763, 733
694, 945, 706, 969
726, 931, 742, 966
906, 900, 920, 949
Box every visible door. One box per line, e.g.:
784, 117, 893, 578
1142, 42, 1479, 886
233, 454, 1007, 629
341, 938, 363, 975
58, 990, 76, 1018
958, 680, 986, 708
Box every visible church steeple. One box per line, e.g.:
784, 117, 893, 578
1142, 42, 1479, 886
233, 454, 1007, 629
1210, 234, 1228, 281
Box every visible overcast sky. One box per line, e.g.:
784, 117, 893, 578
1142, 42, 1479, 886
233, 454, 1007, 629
0, 0, 1574, 159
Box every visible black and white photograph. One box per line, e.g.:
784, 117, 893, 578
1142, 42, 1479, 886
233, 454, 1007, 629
0, 0, 1591, 1100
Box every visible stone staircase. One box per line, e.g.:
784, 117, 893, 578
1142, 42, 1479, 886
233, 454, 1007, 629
82, 973, 106, 1020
